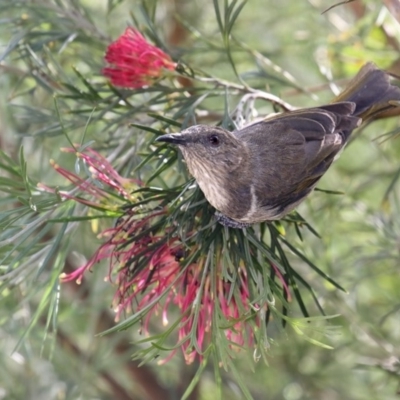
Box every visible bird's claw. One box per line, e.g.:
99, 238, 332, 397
214, 212, 251, 229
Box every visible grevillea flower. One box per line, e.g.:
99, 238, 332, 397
40, 147, 291, 364
110, 238, 258, 364
103, 27, 177, 88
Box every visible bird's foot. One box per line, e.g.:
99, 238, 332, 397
214, 212, 251, 229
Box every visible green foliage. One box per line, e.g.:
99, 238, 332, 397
1, 1, 400, 399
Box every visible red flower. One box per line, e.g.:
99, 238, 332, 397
110, 238, 258, 364
40, 147, 291, 364
103, 27, 177, 88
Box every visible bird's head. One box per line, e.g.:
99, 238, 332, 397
156, 125, 245, 179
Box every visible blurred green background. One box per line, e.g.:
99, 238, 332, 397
1, 0, 400, 399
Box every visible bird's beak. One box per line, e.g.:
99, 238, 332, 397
156, 133, 186, 145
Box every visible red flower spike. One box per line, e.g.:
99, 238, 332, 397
103, 27, 177, 88
42, 147, 284, 364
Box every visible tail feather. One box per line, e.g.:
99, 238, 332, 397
319, 102, 361, 134
334, 63, 400, 120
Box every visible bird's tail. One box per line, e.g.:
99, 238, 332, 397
333, 63, 400, 120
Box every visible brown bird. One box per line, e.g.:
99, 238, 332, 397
157, 63, 400, 228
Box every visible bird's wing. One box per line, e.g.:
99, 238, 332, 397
232, 102, 360, 210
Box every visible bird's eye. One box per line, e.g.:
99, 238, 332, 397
208, 134, 220, 146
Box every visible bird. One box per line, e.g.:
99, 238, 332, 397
156, 63, 400, 228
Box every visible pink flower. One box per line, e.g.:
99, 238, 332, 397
41, 147, 291, 364
116, 245, 257, 364
103, 27, 177, 88
61, 204, 257, 364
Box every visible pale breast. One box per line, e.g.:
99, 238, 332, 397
196, 173, 230, 211
184, 157, 230, 212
